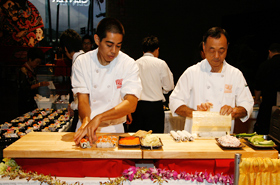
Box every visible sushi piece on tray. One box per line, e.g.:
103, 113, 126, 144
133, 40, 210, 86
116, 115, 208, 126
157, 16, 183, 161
96, 135, 118, 148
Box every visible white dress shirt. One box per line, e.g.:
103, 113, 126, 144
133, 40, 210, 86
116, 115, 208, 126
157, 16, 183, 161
136, 53, 174, 101
71, 48, 142, 132
169, 59, 254, 133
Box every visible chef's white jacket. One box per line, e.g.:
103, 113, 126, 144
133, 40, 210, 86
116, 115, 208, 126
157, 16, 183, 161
71, 48, 142, 132
136, 53, 174, 101
169, 59, 254, 133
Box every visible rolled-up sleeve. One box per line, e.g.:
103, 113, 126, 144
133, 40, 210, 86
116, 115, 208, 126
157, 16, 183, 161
120, 60, 142, 99
169, 69, 192, 116
71, 58, 90, 95
235, 72, 254, 122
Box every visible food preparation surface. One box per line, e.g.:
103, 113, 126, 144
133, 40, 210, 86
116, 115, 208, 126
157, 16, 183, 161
3, 132, 142, 159
142, 134, 278, 159
3, 132, 278, 159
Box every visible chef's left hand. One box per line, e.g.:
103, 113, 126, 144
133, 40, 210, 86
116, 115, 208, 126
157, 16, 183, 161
220, 105, 247, 118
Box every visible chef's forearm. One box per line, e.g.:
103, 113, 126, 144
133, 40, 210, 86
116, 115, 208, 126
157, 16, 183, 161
175, 105, 195, 118
96, 94, 138, 123
77, 93, 91, 128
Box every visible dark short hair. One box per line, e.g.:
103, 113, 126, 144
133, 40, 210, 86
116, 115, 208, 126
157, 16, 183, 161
203, 27, 229, 44
82, 34, 94, 44
269, 43, 280, 53
60, 29, 82, 53
27, 47, 44, 61
96, 17, 125, 42
142, 35, 159, 53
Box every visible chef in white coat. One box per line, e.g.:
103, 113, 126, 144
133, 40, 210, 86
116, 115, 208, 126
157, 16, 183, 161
72, 18, 142, 145
169, 27, 254, 133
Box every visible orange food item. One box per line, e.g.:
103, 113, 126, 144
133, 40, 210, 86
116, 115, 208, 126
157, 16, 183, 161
119, 136, 140, 145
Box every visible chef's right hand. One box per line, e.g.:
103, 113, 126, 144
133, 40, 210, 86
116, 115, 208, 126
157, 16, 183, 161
197, 102, 213, 111
74, 115, 100, 145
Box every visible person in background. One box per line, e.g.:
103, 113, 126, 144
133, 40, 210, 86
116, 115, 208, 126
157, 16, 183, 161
128, 35, 174, 133
254, 43, 280, 134
72, 18, 142, 145
17, 47, 49, 115
59, 29, 84, 132
169, 27, 254, 134
82, 34, 94, 52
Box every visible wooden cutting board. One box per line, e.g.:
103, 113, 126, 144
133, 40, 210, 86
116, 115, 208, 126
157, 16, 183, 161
4, 132, 278, 159
3, 132, 142, 159
142, 134, 279, 159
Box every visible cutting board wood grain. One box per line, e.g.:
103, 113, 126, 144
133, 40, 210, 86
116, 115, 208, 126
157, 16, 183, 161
3, 132, 278, 159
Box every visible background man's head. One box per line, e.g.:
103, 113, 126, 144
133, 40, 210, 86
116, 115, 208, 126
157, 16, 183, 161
60, 29, 82, 59
268, 43, 280, 59
27, 47, 44, 69
82, 34, 94, 52
142, 35, 160, 57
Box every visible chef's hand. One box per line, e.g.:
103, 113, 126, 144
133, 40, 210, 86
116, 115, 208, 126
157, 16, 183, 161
126, 114, 132, 125
220, 105, 233, 116
220, 105, 247, 118
40, 81, 50, 87
67, 104, 74, 117
74, 115, 100, 145
197, 102, 213, 111
231, 106, 247, 118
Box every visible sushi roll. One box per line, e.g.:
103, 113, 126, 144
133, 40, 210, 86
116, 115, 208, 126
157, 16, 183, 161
96, 135, 117, 148
80, 137, 91, 149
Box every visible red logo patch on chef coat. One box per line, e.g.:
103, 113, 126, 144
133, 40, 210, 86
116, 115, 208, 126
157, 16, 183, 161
115, 79, 123, 89
224, 84, 232, 93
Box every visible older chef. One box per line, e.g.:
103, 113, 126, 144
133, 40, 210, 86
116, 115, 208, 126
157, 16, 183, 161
169, 27, 254, 133
72, 18, 142, 145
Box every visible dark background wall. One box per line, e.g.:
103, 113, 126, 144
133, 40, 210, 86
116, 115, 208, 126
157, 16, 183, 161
107, 0, 280, 94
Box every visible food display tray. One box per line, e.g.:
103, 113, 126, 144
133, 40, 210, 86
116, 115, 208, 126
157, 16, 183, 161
215, 138, 245, 149
141, 138, 163, 149
118, 136, 140, 147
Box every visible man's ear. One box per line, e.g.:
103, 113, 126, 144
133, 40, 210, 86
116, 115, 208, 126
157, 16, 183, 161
94, 34, 100, 46
202, 42, 206, 52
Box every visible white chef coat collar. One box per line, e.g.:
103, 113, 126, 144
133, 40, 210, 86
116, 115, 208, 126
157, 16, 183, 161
143, 52, 155, 57
95, 47, 118, 68
72, 50, 84, 63
203, 59, 227, 73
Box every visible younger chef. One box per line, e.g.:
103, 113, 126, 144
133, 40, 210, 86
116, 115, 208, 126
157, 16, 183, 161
72, 18, 142, 145
169, 27, 254, 133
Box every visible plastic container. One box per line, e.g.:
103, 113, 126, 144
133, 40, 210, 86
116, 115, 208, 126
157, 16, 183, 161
36, 101, 53, 109
54, 103, 69, 109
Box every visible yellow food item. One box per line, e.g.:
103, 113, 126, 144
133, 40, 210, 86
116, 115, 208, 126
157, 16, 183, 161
141, 134, 161, 146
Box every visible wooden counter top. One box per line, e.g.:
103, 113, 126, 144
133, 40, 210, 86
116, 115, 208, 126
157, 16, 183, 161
143, 134, 278, 159
3, 132, 278, 159
3, 132, 142, 159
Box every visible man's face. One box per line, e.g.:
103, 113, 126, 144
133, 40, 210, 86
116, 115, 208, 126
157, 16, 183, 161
95, 32, 123, 65
29, 58, 41, 69
82, 39, 93, 52
203, 34, 228, 72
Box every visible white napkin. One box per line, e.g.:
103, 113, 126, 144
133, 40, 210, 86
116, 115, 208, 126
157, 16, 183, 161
48, 81, 56, 89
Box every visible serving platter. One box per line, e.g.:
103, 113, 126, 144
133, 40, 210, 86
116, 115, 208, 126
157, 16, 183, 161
141, 138, 163, 149
215, 138, 245, 149
245, 140, 277, 148
118, 136, 140, 147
